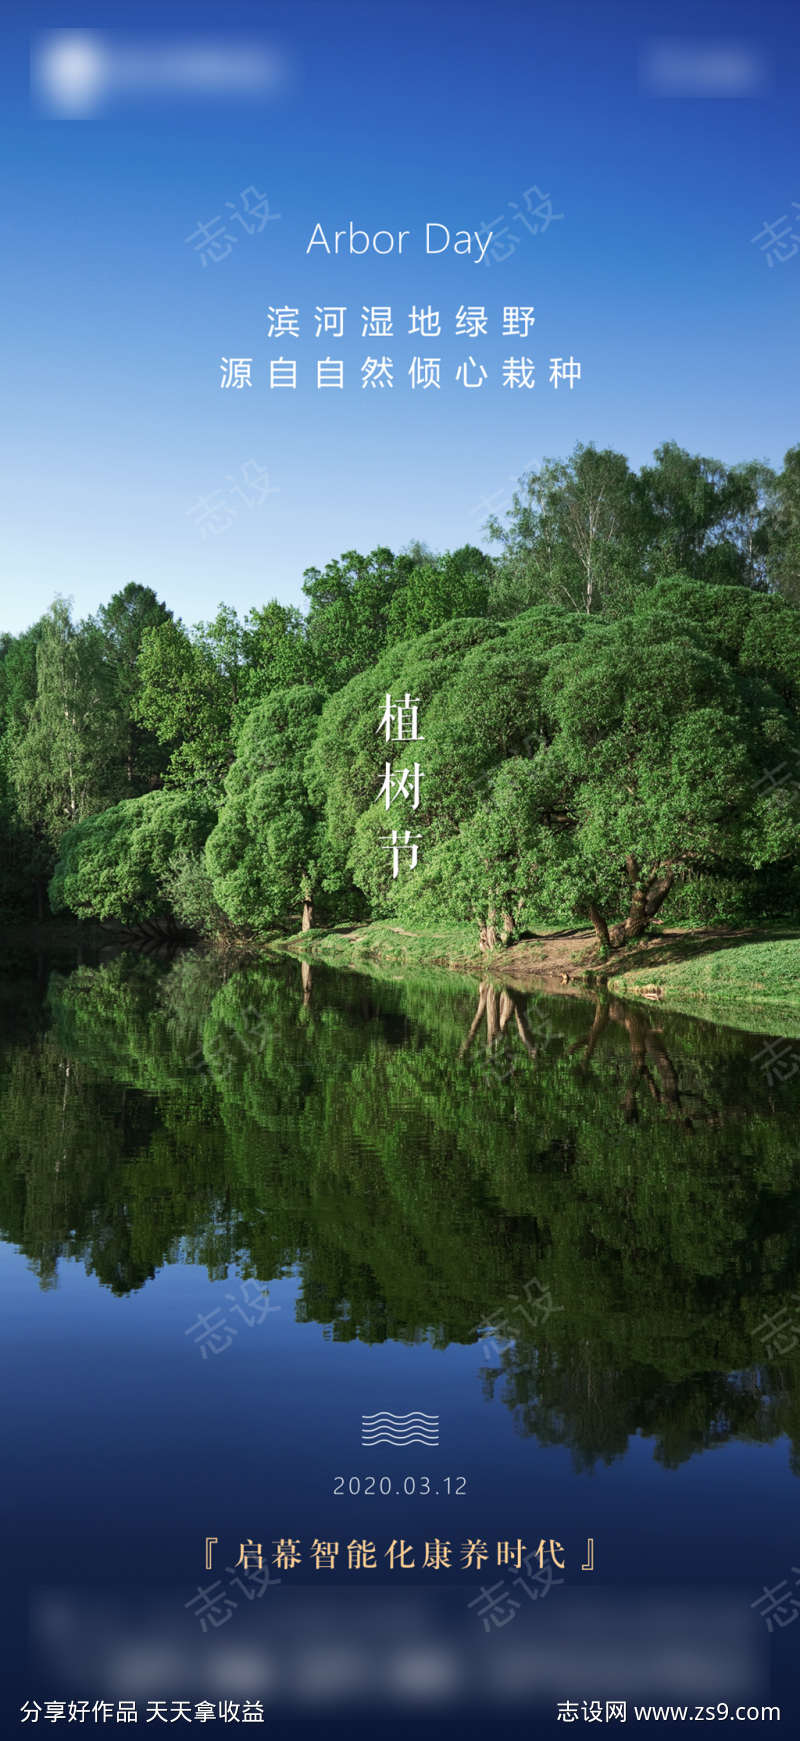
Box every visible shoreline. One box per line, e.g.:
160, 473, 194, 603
5, 914, 799, 1039
269, 918, 800, 1036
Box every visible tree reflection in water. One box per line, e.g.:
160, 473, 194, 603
1, 943, 799, 1471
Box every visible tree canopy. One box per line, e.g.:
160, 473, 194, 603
2, 437, 798, 943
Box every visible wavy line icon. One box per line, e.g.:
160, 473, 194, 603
361, 1411, 439, 1446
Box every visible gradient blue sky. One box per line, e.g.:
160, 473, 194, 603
3, 0, 799, 634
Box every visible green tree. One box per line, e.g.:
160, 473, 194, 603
134, 607, 248, 794
636, 442, 774, 587
488, 443, 775, 617
206, 686, 338, 932
302, 547, 411, 689
0, 620, 47, 914
764, 446, 800, 603
243, 600, 318, 698
95, 582, 173, 791
49, 788, 215, 925
308, 616, 504, 912
344, 585, 800, 948
487, 443, 645, 617
385, 546, 494, 640
10, 600, 125, 861
526, 597, 800, 946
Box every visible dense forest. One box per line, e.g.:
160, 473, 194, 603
3, 439, 800, 947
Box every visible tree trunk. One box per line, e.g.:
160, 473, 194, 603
567, 999, 610, 1064
479, 907, 499, 952
459, 984, 489, 1057
301, 897, 313, 932
588, 903, 610, 949
513, 1001, 540, 1058
645, 1028, 681, 1111
645, 871, 674, 919
611, 883, 648, 948
610, 866, 675, 949
485, 986, 500, 1048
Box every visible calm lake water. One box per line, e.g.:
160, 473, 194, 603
2, 938, 799, 1735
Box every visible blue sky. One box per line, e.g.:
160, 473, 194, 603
3, 0, 799, 634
